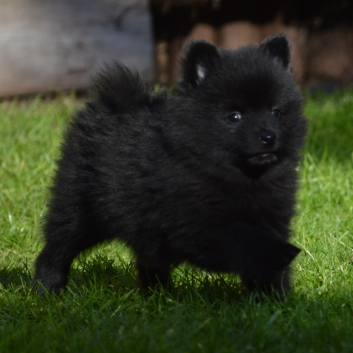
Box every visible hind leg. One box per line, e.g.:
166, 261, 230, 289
34, 242, 76, 296
34, 215, 102, 296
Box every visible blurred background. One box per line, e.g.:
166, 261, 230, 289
1, 0, 353, 97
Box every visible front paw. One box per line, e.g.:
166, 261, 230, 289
241, 242, 300, 294
269, 242, 301, 272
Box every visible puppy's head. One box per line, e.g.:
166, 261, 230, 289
173, 35, 307, 174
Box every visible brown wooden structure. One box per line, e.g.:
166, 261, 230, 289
152, 0, 353, 89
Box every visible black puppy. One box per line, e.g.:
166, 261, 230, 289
34, 34, 306, 296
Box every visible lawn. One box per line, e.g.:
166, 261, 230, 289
0, 90, 353, 352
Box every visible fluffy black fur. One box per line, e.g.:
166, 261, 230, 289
34, 34, 307, 297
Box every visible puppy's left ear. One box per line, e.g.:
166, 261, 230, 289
260, 34, 291, 69
179, 41, 221, 89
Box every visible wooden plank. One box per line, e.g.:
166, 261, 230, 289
0, 0, 155, 97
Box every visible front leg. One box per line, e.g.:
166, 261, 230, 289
241, 265, 294, 297
170, 223, 300, 296
235, 232, 300, 296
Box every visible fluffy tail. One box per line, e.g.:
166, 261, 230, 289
90, 62, 162, 114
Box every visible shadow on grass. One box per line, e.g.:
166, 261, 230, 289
0, 263, 32, 290
0, 256, 135, 295
0, 257, 246, 302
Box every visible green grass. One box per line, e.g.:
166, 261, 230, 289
1, 90, 353, 352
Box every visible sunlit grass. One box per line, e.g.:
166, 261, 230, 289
0, 90, 353, 352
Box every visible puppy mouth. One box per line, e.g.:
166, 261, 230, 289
247, 152, 278, 165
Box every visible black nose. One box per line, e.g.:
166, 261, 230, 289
259, 131, 277, 145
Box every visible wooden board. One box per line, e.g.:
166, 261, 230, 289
0, 0, 155, 97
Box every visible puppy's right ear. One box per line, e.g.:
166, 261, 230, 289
179, 41, 220, 90
260, 34, 291, 69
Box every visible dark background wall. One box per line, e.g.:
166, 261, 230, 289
151, 0, 353, 88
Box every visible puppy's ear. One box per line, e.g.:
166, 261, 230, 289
179, 41, 220, 89
260, 34, 291, 69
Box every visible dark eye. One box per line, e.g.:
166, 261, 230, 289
271, 108, 282, 118
228, 111, 242, 123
